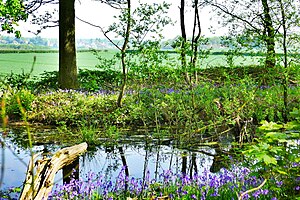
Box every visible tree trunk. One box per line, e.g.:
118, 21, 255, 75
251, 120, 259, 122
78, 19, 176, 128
279, 0, 288, 122
191, 0, 201, 84
261, 0, 276, 69
59, 0, 78, 89
180, 0, 189, 84
117, 0, 131, 107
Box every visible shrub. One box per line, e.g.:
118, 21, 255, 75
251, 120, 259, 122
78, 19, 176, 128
5, 89, 35, 120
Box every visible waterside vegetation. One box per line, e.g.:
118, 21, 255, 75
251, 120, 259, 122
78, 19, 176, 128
1, 58, 300, 199
0, 0, 300, 199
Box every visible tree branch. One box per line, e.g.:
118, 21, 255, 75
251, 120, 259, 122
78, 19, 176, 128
206, 1, 261, 34
75, 16, 121, 50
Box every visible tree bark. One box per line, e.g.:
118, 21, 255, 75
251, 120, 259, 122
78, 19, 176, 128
191, 0, 201, 84
261, 0, 276, 69
180, 0, 189, 84
279, 0, 288, 122
59, 0, 78, 89
117, 0, 131, 107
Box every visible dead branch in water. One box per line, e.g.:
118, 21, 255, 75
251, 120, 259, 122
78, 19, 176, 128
20, 142, 88, 200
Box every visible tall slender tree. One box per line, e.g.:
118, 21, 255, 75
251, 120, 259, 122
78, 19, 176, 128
261, 0, 276, 69
180, 0, 189, 84
177, 0, 206, 85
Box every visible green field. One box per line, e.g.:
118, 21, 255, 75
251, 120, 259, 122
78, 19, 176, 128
0, 50, 263, 76
0, 51, 117, 76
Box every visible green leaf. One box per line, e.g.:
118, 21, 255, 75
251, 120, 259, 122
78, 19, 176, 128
260, 142, 270, 150
276, 169, 288, 175
262, 154, 277, 165
285, 121, 300, 130
265, 132, 287, 140
259, 121, 283, 131
290, 108, 300, 119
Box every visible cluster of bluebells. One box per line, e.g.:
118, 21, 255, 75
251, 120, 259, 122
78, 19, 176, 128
45, 89, 117, 97
48, 165, 284, 200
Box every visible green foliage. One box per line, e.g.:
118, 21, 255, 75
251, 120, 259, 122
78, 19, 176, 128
243, 112, 300, 198
4, 89, 35, 119
127, 41, 176, 83
80, 126, 98, 145
29, 90, 119, 127
0, 0, 28, 37
0, 71, 32, 90
78, 69, 121, 91
32, 71, 59, 91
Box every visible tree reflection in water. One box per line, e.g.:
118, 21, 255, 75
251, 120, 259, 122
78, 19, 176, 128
1, 131, 234, 199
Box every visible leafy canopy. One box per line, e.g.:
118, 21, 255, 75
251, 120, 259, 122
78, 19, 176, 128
0, 0, 28, 37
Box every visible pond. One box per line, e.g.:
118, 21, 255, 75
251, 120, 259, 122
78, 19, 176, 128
0, 127, 231, 199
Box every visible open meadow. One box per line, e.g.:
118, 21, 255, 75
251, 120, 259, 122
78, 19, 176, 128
0, 50, 263, 76
0, 50, 116, 76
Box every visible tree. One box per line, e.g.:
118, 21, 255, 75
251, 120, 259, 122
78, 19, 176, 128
24, 0, 78, 89
261, 0, 276, 69
207, 0, 300, 120
0, 0, 28, 37
77, 1, 171, 107
179, 0, 188, 83
176, 0, 207, 86
275, 0, 300, 121
58, 0, 78, 89
206, 0, 277, 69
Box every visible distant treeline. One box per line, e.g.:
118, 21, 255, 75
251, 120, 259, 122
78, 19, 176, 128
125, 49, 297, 57
0, 49, 110, 54
0, 49, 297, 57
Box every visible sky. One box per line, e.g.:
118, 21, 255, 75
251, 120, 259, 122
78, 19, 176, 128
18, 0, 224, 39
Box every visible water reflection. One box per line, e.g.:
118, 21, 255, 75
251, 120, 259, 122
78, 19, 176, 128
77, 142, 214, 184
0, 129, 228, 197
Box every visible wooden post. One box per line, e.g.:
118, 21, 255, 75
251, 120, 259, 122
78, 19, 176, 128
20, 142, 87, 200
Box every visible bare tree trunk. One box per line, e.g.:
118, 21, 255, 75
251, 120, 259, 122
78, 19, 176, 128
20, 143, 87, 200
191, 0, 201, 84
180, 0, 190, 84
59, 0, 78, 89
279, 0, 288, 122
117, 0, 131, 107
261, 0, 276, 69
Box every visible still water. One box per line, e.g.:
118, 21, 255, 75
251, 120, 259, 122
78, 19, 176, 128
0, 128, 222, 197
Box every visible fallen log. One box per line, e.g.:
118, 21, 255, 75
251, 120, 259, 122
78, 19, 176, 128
19, 142, 88, 200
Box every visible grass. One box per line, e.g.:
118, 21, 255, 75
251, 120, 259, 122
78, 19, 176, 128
0, 50, 118, 76
0, 50, 263, 76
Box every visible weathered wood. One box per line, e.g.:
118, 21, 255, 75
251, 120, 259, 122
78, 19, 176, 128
20, 142, 88, 200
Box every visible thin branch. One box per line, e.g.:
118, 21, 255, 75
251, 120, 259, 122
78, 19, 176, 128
238, 179, 267, 200
75, 16, 121, 50
207, 1, 261, 34
93, 0, 126, 9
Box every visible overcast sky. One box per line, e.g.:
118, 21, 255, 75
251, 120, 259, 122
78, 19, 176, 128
19, 0, 224, 39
